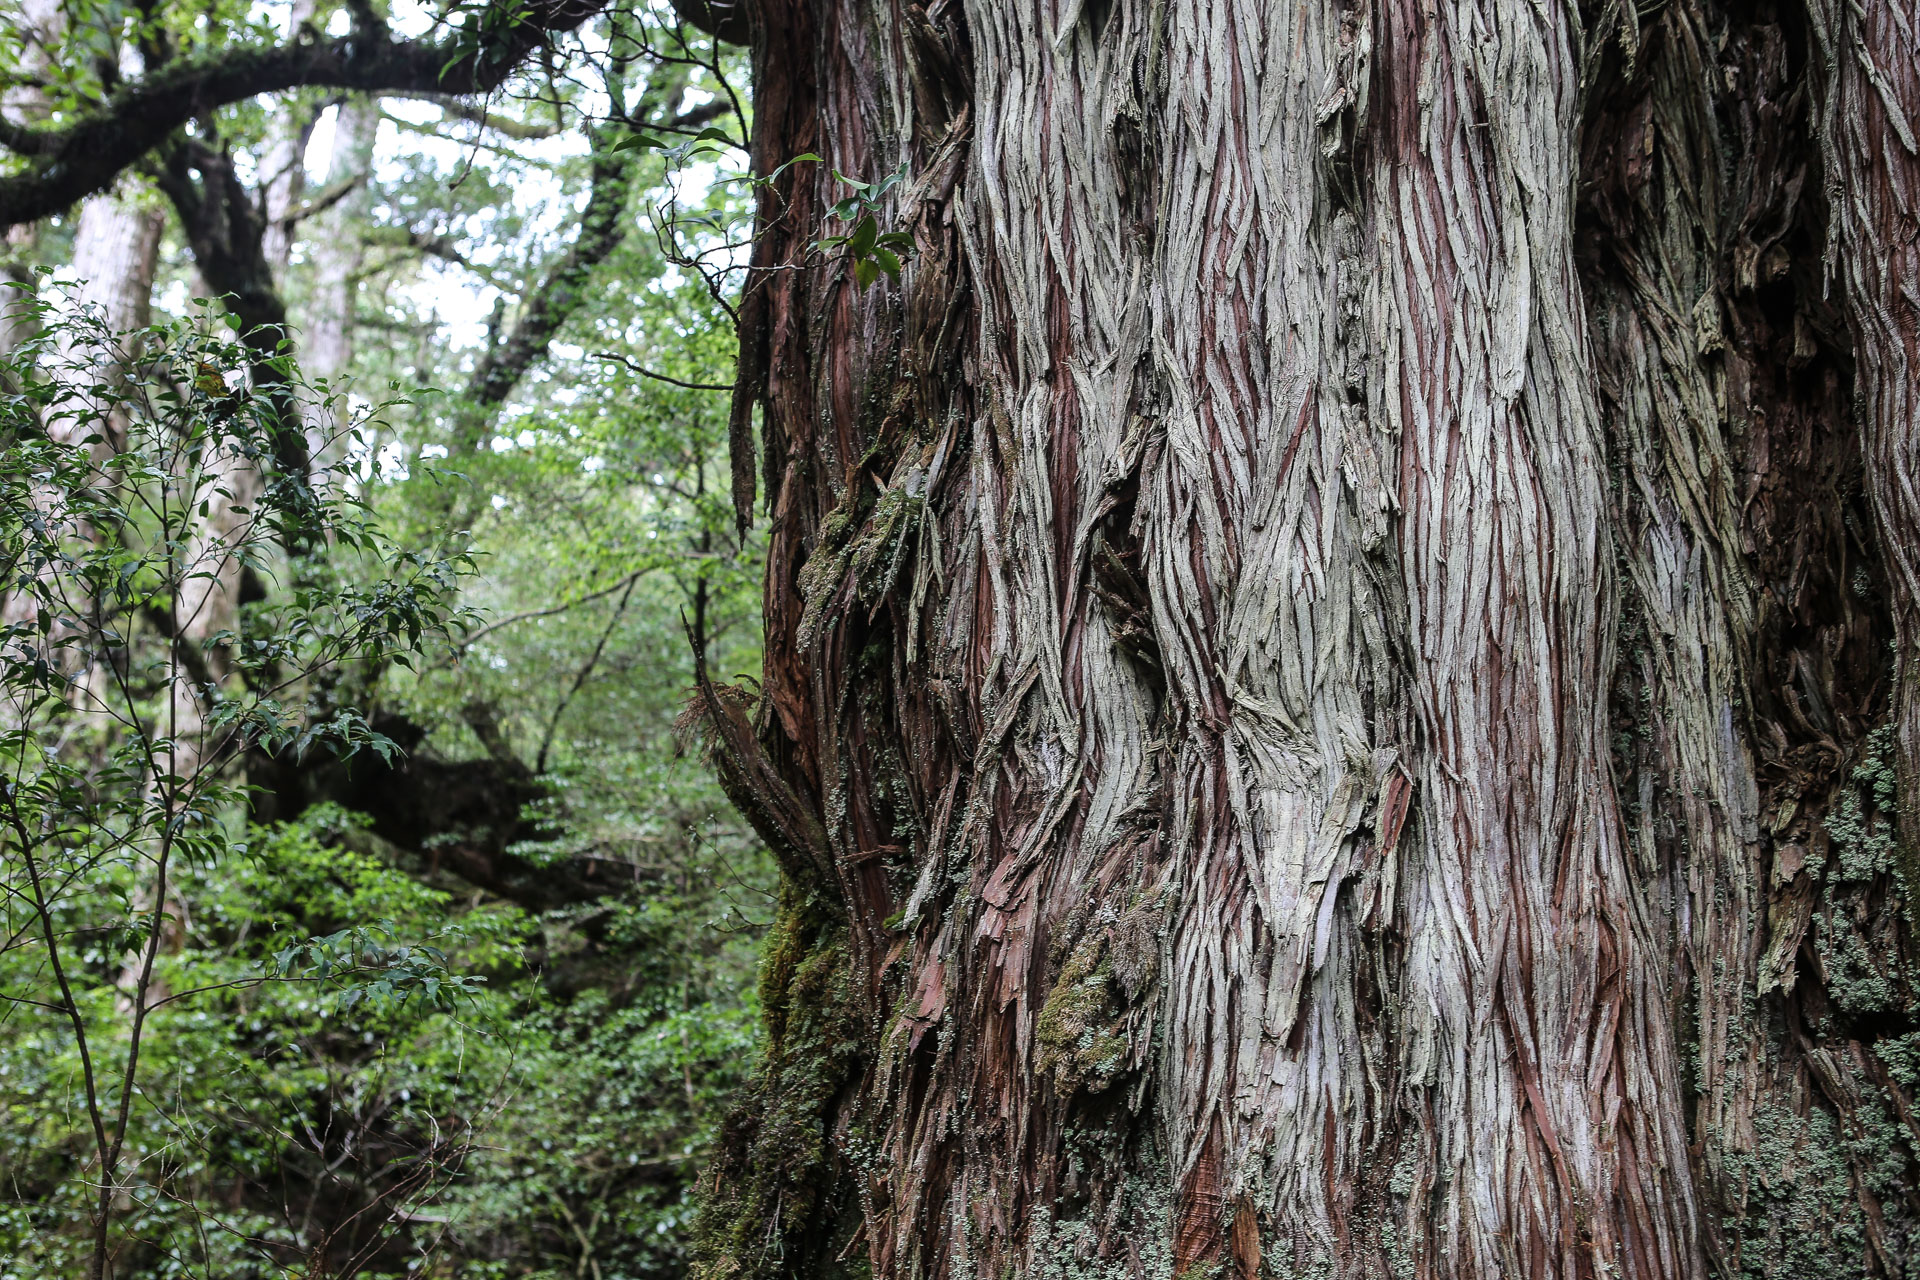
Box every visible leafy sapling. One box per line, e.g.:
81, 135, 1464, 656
613, 123, 743, 165
816, 161, 916, 289
0, 302, 477, 1278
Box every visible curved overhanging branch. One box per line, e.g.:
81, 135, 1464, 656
0, 0, 608, 227
665, 0, 749, 46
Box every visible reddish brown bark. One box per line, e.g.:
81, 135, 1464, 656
694, 2, 1920, 1277
1814, 0, 1920, 845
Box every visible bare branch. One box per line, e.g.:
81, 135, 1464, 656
281, 171, 366, 228
447, 567, 651, 656
589, 351, 732, 391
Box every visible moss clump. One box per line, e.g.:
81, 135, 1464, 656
1812, 724, 1920, 1023
1822, 724, 1901, 885
850, 484, 923, 605
792, 475, 925, 654
1378, 1153, 1420, 1280
1034, 873, 1166, 1099
1875, 1031, 1920, 1089
691, 883, 863, 1280
1036, 934, 1130, 1095
1023, 1163, 1174, 1280
1721, 1100, 1916, 1278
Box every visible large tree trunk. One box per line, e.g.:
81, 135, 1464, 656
693, 1, 1920, 1277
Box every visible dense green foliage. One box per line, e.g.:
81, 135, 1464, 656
0, 2, 774, 1275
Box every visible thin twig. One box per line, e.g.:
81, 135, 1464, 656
589, 351, 732, 391
445, 567, 651, 658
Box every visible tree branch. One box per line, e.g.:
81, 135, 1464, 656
589, 351, 733, 390
457, 97, 735, 424
461, 126, 638, 415
446, 567, 651, 657
281, 171, 366, 228
0, 0, 608, 227
665, 0, 748, 45
536, 571, 639, 773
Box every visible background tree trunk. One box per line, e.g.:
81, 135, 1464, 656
64, 192, 164, 343
695, 0, 1920, 1277
257, 0, 321, 274
0, 0, 164, 364
299, 97, 378, 465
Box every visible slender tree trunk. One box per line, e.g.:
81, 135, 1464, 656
0, 0, 162, 363
0, 0, 163, 651
16, 185, 162, 625
259, 0, 321, 271
65, 191, 164, 338
0, 223, 39, 355
30, 0, 163, 429
301, 97, 378, 456
693, 0, 1920, 1276
304, 98, 378, 380
0, 0, 56, 356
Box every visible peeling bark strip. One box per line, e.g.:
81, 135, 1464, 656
695, 1, 1920, 1277
1812, 1, 1920, 846
1369, 5, 1700, 1275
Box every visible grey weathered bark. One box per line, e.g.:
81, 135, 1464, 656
0, 0, 163, 362
692, 1, 1920, 1278
300, 97, 379, 454
64, 191, 163, 340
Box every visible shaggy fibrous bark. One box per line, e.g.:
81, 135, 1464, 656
693, 1, 1920, 1277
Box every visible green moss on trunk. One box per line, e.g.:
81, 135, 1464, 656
693, 883, 865, 1280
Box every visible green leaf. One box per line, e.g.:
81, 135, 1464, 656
765, 152, 824, 182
